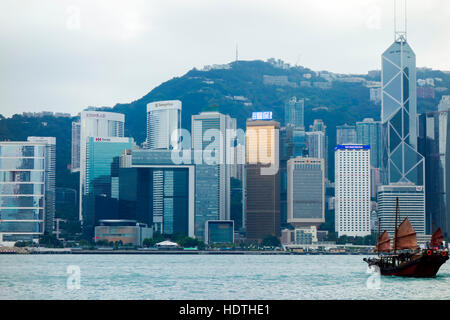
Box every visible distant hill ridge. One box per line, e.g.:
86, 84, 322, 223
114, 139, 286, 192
1, 59, 449, 188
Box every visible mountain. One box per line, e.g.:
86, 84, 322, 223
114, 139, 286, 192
1, 60, 449, 191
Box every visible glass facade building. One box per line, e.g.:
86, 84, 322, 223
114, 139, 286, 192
356, 118, 382, 169
205, 220, 234, 244
71, 121, 81, 172
192, 112, 236, 240
0, 140, 55, 243
246, 120, 280, 243
418, 106, 450, 236
27, 137, 56, 234
119, 149, 195, 237
74, 110, 125, 222
279, 125, 307, 227
336, 124, 357, 145
82, 137, 134, 236
381, 38, 424, 186
284, 97, 305, 129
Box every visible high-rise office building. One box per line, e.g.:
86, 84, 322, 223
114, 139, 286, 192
73, 110, 125, 222
370, 167, 382, 199
380, 32, 424, 186
119, 149, 195, 237
335, 145, 371, 237
309, 119, 328, 179
336, 124, 357, 145
27, 137, 56, 234
377, 184, 425, 236
0, 138, 55, 244
146, 100, 181, 150
287, 157, 325, 228
284, 97, 305, 129
246, 119, 280, 242
82, 137, 134, 236
279, 125, 307, 227
71, 121, 81, 172
438, 95, 450, 112
192, 112, 236, 239
418, 103, 450, 237
310, 119, 326, 133
356, 118, 382, 169
306, 131, 326, 159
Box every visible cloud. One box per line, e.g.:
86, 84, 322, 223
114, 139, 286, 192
0, 0, 449, 117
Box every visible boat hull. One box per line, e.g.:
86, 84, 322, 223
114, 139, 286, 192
365, 251, 449, 278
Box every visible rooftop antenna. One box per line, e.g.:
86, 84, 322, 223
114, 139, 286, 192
394, 0, 407, 42
235, 43, 239, 62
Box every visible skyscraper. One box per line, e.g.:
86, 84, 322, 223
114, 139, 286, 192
380, 31, 424, 186
73, 110, 125, 222
418, 103, 450, 237
119, 149, 195, 237
438, 95, 450, 112
336, 124, 357, 145
284, 97, 305, 129
335, 145, 371, 237
309, 119, 328, 179
0, 138, 55, 244
146, 100, 181, 150
82, 137, 134, 236
377, 184, 425, 236
356, 118, 382, 169
287, 157, 325, 228
310, 119, 327, 133
71, 121, 81, 172
279, 125, 307, 227
192, 112, 236, 239
245, 119, 280, 242
27, 137, 56, 234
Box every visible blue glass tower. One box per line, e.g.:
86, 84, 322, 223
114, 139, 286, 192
381, 34, 424, 186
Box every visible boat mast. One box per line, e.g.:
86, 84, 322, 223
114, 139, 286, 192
393, 197, 399, 254
377, 216, 381, 255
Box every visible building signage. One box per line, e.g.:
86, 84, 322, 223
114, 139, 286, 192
334, 145, 371, 151
252, 111, 273, 120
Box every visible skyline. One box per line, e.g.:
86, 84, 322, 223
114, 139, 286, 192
1, 0, 450, 117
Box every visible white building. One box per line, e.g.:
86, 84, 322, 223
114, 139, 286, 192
72, 110, 125, 221
335, 145, 371, 237
146, 100, 181, 150
377, 183, 426, 236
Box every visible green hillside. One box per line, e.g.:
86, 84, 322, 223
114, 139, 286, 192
1, 60, 449, 193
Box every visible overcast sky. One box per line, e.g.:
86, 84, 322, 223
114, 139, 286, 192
1, 0, 449, 117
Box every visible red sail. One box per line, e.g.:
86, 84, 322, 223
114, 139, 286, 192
376, 231, 391, 252
430, 227, 444, 247
395, 217, 418, 250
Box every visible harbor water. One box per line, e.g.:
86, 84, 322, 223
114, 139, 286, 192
1, 254, 449, 300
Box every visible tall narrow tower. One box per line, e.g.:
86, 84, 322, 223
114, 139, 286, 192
381, 0, 424, 186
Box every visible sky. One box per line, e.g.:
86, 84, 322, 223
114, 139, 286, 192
0, 0, 449, 117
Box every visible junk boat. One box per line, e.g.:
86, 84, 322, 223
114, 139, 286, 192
364, 198, 448, 277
